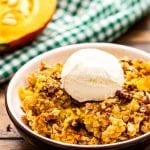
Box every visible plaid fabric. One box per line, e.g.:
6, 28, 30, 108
0, 0, 150, 83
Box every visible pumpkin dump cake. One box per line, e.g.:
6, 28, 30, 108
19, 56, 150, 145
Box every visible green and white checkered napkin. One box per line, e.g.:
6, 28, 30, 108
0, 0, 150, 83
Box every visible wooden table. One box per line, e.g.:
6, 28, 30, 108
0, 14, 150, 150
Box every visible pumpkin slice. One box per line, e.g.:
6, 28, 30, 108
0, 0, 57, 53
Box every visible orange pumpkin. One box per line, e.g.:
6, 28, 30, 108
0, 0, 57, 53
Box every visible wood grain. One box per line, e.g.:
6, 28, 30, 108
0, 84, 21, 139
0, 140, 35, 150
116, 13, 150, 43
0, 12, 149, 150
116, 30, 150, 43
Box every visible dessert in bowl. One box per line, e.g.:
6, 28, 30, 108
6, 43, 150, 149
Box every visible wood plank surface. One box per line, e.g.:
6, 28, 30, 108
116, 30, 150, 43
0, 140, 35, 150
0, 12, 149, 150
116, 14, 150, 44
0, 84, 21, 139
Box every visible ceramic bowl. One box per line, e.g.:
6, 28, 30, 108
6, 43, 150, 150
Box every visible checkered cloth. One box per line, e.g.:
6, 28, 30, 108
0, 0, 150, 83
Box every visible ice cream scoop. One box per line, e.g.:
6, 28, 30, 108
61, 49, 124, 102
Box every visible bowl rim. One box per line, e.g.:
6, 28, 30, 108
6, 43, 150, 148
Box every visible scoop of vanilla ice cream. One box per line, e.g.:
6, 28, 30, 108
61, 49, 124, 102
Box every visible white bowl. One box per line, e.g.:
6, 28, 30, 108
6, 43, 150, 150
